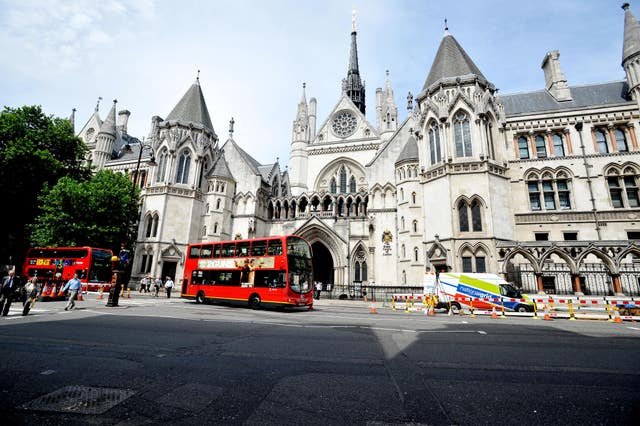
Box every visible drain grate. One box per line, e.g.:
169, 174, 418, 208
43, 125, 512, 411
19, 385, 136, 415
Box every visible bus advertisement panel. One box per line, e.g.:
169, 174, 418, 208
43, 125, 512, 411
181, 235, 314, 309
22, 246, 114, 299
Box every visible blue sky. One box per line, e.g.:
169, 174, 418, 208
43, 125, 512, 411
0, 0, 631, 167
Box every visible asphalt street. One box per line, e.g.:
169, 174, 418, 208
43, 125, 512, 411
0, 292, 638, 425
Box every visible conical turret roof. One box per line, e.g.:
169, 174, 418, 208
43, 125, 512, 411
395, 134, 418, 165
622, 3, 640, 63
422, 31, 486, 92
166, 81, 215, 134
98, 100, 117, 137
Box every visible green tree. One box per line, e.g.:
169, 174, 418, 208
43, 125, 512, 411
28, 170, 139, 252
0, 105, 90, 267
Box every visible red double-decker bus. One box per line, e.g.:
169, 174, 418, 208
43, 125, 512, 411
22, 246, 114, 299
181, 235, 314, 309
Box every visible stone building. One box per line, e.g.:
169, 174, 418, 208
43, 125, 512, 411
75, 4, 639, 296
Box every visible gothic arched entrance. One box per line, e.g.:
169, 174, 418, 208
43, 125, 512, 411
312, 241, 334, 288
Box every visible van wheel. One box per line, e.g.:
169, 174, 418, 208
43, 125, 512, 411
450, 303, 461, 314
249, 294, 261, 310
516, 304, 529, 313
195, 291, 205, 304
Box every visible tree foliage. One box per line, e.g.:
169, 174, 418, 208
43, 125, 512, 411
0, 105, 91, 267
28, 170, 139, 251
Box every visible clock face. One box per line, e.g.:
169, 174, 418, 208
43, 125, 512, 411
331, 110, 358, 138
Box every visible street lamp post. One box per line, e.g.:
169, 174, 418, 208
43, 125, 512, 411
122, 139, 156, 291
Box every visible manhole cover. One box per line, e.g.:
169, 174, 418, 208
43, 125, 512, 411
19, 385, 136, 415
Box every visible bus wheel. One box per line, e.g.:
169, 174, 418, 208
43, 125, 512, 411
249, 294, 261, 310
195, 291, 205, 304
450, 303, 461, 314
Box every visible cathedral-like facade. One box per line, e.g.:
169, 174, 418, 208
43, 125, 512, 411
76, 4, 640, 296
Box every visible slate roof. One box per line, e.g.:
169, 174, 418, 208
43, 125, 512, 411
208, 155, 234, 180
165, 82, 215, 134
500, 81, 631, 116
422, 32, 486, 92
395, 135, 418, 165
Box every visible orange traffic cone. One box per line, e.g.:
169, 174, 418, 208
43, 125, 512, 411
97, 287, 104, 300
543, 304, 551, 321
491, 306, 498, 319
614, 307, 623, 323
126, 289, 131, 299
370, 303, 377, 314
57, 286, 66, 297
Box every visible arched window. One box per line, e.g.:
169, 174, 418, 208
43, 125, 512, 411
213, 222, 219, 233
429, 121, 442, 165
454, 111, 472, 157
412, 220, 418, 233
552, 134, 565, 157
361, 261, 367, 281
400, 188, 404, 201
156, 148, 168, 182
607, 167, 639, 208
413, 247, 419, 262
518, 136, 530, 159
471, 201, 482, 232
350, 176, 356, 193
402, 244, 406, 258
152, 214, 159, 237
216, 199, 221, 210
458, 202, 469, 232
176, 150, 191, 184
595, 130, 609, 153
401, 216, 405, 230
330, 178, 337, 194
411, 192, 416, 204
615, 129, 628, 152
144, 214, 153, 238
461, 248, 487, 272
339, 166, 347, 193
535, 135, 547, 158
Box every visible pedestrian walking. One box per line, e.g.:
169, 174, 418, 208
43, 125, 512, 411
62, 273, 82, 311
315, 281, 322, 300
0, 270, 18, 316
164, 276, 174, 298
22, 277, 41, 316
140, 276, 149, 293
153, 277, 162, 297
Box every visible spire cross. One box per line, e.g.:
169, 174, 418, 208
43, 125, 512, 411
229, 117, 235, 138
95, 96, 102, 112
197, 69, 200, 83
444, 18, 448, 31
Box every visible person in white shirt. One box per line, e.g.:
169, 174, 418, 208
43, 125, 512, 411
164, 276, 174, 298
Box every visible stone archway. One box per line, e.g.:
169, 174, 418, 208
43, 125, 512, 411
311, 241, 333, 288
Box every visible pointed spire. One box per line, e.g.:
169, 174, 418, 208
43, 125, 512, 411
342, 8, 366, 114
196, 69, 200, 84
98, 99, 117, 137
622, 3, 640, 63
69, 108, 76, 132
300, 82, 307, 104
385, 70, 394, 100
352, 6, 357, 32
166, 80, 216, 135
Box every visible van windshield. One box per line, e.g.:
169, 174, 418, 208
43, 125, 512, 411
500, 284, 522, 298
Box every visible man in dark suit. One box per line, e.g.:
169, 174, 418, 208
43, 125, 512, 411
0, 270, 18, 316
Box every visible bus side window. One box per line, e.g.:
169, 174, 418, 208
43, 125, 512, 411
213, 244, 221, 258
267, 240, 282, 256
251, 241, 267, 256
